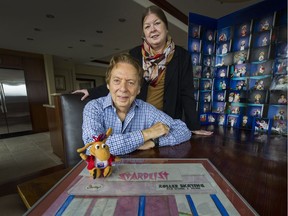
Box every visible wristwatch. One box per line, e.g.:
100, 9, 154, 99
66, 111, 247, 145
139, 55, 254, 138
152, 138, 159, 148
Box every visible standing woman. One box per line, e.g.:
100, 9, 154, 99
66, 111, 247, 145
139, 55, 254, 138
73, 6, 212, 135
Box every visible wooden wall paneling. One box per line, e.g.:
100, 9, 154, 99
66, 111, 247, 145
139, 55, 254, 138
0, 54, 23, 69
45, 100, 65, 162
23, 57, 49, 132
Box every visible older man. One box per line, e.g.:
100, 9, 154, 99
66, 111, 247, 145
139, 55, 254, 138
82, 53, 191, 155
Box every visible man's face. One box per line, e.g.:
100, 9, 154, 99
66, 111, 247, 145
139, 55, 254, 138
107, 62, 140, 112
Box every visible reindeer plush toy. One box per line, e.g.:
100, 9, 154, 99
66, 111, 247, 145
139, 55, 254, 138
77, 128, 120, 179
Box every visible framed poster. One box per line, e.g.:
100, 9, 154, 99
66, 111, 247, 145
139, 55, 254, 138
76, 78, 96, 89
55, 75, 66, 90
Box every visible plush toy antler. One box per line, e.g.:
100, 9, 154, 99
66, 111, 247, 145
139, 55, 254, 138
77, 128, 120, 178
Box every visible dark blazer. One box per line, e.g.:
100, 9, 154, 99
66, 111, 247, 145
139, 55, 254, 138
88, 45, 200, 130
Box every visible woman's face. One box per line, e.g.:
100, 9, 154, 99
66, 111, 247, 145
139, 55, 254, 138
143, 13, 168, 52
107, 62, 141, 113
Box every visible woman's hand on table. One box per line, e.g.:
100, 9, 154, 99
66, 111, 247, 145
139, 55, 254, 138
191, 130, 213, 136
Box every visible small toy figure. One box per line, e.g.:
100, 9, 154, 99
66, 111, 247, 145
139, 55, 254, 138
233, 67, 241, 77
278, 94, 287, 104
253, 109, 261, 117
218, 115, 225, 125
242, 116, 248, 127
193, 43, 198, 52
275, 120, 286, 134
193, 28, 199, 38
208, 47, 212, 55
222, 43, 228, 54
219, 69, 226, 78
231, 107, 240, 114
77, 128, 121, 179
276, 110, 286, 120
255, 80, 264, 90
228, 92, 234, 102
219, 33, 227, 42
255, 119, 268, 131
208, 115, 215, 122
236, 80, 246, 90
258, 65, 265, 75
241, 25, 247, 37
276, 61, 287, 73
237, 52, 246, 64
218, 93, 225, 101
240, 65, 247, 77
254, 94, 262, 104
261, 20, 270, 31
234, 93, 240, 102
221, 80, 227, 90
192, 57, 198, 65
206, 58, 211, 66
240, 40, 246, 51
208, 32, 213, 41
204, 81, 211, 90
205, 69, 211, 78
258, 51, 265, 61
204, 93, 211, 102
262, 36, 268, 46
228, 116, 236, 127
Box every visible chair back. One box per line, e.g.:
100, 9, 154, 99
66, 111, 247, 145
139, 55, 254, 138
59, 94, 91, 167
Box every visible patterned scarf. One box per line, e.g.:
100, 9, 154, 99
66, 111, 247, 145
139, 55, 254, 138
141, 36, 175, 87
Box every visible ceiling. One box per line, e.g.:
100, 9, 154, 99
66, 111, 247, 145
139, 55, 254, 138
0, 0, 263, 66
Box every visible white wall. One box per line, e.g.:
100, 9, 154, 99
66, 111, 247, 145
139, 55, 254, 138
44, 55, 107, 104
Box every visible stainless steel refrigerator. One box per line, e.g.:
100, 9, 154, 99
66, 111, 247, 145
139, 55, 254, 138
0, 68, 32, 135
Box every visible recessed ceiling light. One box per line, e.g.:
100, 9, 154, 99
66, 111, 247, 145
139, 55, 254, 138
93, 44, 103, 48
34, 28, 42, 32
46, 14, 55, 19
118, 18, 126, 23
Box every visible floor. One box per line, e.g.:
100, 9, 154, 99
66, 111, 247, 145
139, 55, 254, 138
0, 132, 63, 216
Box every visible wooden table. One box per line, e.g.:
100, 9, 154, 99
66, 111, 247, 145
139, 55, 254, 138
23, 158, 258, 216
22, 126, 287, 216
17, 168, 71, 208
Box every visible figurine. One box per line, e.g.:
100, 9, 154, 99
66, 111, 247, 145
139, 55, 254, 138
242, 116, 248, 127
261, 20, 270, 31
255, 80, 264, 90
241, 25, 247, 37
254, 94, 262, 104
217, 93, 225, 101
278, 94, 287, 104
77, 128, 121, 179
222, 43, 228, 54
258, 51, 265, 61
234, 93, 240, 102
192, 57, 198, 65
228, 92, 234, 102
208, 32, 213, 41
240, 40, 246, 51
208, 47, 212, 55
237, 52, 246, 64
193, 43, 198, 52
258, 65, 265, 75
219, 69, 226, 78
262, 36, 268, 46
219, 33, 227, 42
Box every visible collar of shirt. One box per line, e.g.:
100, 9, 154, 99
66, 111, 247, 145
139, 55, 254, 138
103, 93, 140, 112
